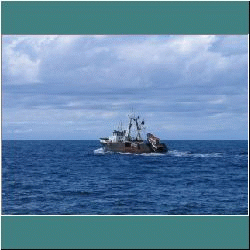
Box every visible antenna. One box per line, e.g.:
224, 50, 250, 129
118, 120, 123, 131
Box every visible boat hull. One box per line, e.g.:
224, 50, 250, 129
101, 141, 167, 154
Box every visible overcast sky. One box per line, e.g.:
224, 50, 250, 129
1, 35, 248, 140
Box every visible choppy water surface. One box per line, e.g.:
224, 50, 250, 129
2, 140, 248, 215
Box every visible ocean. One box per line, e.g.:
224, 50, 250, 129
1, 140, 248, 215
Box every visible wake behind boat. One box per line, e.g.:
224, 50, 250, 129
100, 114, 167, 154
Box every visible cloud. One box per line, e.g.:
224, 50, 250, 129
2, 35, 248, 140
209, 35, 248, 56
2, 35, 80, 84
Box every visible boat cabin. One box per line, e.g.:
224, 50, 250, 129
109, 130, 126, 143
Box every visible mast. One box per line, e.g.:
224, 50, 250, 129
126, 116, 133, 140
125, 113, 145, 141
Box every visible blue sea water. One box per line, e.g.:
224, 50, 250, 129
2, 140, 248, 215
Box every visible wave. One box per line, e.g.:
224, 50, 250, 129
94, 148, 223, 157
168, 150, 223, 158
94, 148, 166, 156
93, 147, 106, 154
141, 152, 166, 156
94, 147, 114, 155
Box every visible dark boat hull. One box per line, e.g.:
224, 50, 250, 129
101, 141, 167, 154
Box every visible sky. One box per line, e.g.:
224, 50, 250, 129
1, 35, 248, 140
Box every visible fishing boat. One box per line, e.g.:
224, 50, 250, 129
99, 114, 167, 153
